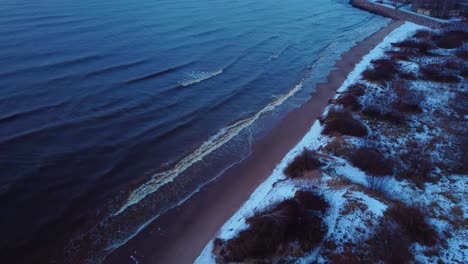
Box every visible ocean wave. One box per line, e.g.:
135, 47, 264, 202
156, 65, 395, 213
125, 62, 193, 84
85, 59, 149, 78
0, 54, 103, 78
267, 43, 295, 62
114, 82, 303, 215
114, 40, 338, 216
178, 69, 223, 87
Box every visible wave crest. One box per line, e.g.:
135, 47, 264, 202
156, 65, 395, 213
178, 69, 223, 87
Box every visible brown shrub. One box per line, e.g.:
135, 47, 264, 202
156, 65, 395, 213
433, 30, 468, 49
362, 105, 405, 124
360, 85, 406, 124
333, 94, 361, 111
362, 59, 397, 82
386, 49, 418, 61
331, 218, 413, 263
413, 29, 432, 40
322, 137, 352, 157
392, 81, 424, 113
216, 191, 329, 262
368, 218, 413, 263
421, 64, 460, 83
456, 44, 468, 60
348, 147, 394, 176
399, 71, 417, 80
398, 149, 434, 188
322, 108, 368, 137
385, 203, 438, 246
346, 83, 366, 97
284, 149, 323, 178
392, 40, 435, 53
462, 67, 468, 78
456, 50, 468, 60
441, 59, 463, 70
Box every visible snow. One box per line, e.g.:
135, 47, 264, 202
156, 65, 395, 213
195, 121, 325, 263
351, 191, 387, 216
195, 21, 467, 263
337, 22, 426, 94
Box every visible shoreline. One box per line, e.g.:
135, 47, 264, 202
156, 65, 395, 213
349, 0, 443, 28
104, 20, 404, 264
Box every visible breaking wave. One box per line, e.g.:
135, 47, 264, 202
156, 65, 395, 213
178, 69, 223, 87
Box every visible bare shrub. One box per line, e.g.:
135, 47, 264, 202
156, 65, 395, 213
346, 83, 366, 97
322, 137, 353, 157
393, 81, 425, 113
284, 149, 323, 178
441, 59, 463, 70
348, 147, 394, 176
361, 88, 406, 124
322, 107, 368, 137
332, 217, 413, 263
392, 40, 435, 53
215, 191, 329, 262
398, 149, 434, 188
363, 58, 398, 82
413, 29, 432, 40
433, 30, 468, 49
455, 43, 468, 60
332, 94, 361, 111
385, 203, 438, 246
386, 49, 419, 61
399, 71, 417, 80
362, 58, 397, 83
421, 64, 460, 83
368, 218, 413, 263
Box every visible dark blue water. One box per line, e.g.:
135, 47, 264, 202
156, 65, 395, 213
0, 0, 389, 262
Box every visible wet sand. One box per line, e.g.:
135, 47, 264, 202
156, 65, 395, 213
104, 20, 404, 264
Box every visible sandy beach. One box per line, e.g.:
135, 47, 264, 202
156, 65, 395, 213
104, 19, 405, 264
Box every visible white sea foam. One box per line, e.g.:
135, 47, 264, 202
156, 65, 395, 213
178, 69, 223, 86
114, 81, 305, 216
115, 36, 336, 216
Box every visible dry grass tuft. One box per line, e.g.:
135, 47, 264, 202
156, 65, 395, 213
385, 203, 438, 246
433, 30, 468, 49
348, 147, 394, 176
284, 149, 323, 178
392, 40, 435, 54
215, 191, 329, 262
361, 58, 397, 83
413, 29, 432, 40
421, 64, 460, 83
322, 107, 368, 137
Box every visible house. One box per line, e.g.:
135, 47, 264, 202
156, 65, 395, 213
412, 0, 459, 17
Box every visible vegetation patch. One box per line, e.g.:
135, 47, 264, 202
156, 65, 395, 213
360, 87, 406, 124
348, 147, 394, 176
284, 149, 323, 178
392, 80, 424, 113
392, 40, 435, 54
398, 149, 435, 188
385, 203, 438, 246
433, 30, 468, 49
413, 29, 432, 40
214, 191, 329, 262
322, 107, 368, 137
361, 58, 397, 82
332, 94, 362, 111
421, 64, 460, 83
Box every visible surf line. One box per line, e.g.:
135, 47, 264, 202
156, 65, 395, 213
114, 44, 333, 216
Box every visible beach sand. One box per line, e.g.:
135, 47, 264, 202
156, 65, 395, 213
104, 19, 405, 264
